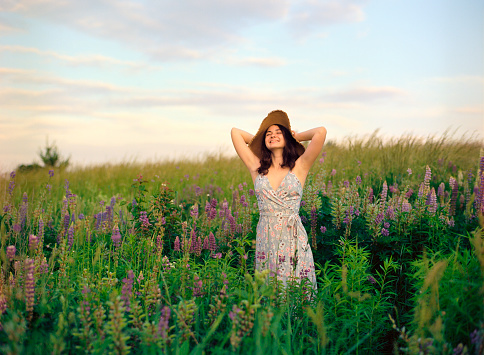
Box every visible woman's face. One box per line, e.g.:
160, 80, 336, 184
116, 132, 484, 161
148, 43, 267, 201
265, 124, 285, 150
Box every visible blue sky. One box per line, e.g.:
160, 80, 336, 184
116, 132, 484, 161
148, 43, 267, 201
1, 0, 483, 171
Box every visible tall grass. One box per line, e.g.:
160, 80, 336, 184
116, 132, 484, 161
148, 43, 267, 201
0, 132, 483, 354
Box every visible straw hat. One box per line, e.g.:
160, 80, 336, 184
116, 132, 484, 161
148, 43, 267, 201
248, 110, 305, 159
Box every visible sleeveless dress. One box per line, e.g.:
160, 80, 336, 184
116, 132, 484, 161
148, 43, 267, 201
254, 170, 317, 289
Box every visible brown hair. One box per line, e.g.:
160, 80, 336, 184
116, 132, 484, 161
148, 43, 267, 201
257, 124, 302, 175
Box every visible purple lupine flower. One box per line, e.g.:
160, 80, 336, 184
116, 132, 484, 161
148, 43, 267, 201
210, 198, 218, 209
320, 226, 327, 234
196, 236, 202, 255
174, 236, 180, 252
343, 180, 350, 188
38, 218, 44, 243
49, 169, 54, 178
7, 180, 15, 196
437, 182, 445, 197
121, 270, 135, 312
428, 188, 437, 214
25, 258, 35, 313
375, 213, 384, 225
208, 232, 217, 251
79, 213, 85, 220
401, 201, 411, 212
470, 328, 482, 346
111, 225, 122, 249
407, 168, 412, 175
158, 306, 171, 340
19, 193, 28, 229
381, 228, 389, 236
139, 211, 151, 230
355, 176, 362, 185
189, 229, 197, 253
190, 205, 199, 219
12, 223, 21, 233
29, 235, 39, 251
386, 206, 395, 220
383, 222, 390, 229
228, 215, 237, 234
405, 188, 414, 199
424, 165, 431, 185
6, 245, 16, 261
368, 188, 374, 203
67, 225, 74, 249
381, 181, 388, 204
331, 169, 337, 176
202, 236, 209, 250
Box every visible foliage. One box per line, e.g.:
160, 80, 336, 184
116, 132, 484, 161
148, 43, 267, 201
0, 132, 483, 354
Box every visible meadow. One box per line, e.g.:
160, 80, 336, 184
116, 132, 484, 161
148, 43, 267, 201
0, 132, 483, 354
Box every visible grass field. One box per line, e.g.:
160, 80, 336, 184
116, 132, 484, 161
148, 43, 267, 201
0, 132, 483, 354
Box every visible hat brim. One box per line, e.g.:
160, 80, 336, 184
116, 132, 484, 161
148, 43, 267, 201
248, 110, 305, 160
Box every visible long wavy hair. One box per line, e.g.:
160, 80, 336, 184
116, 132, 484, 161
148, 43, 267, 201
257, 124, 302, 175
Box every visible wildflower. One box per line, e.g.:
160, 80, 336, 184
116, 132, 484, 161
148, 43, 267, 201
405, 188, 413, 199
25, 259, 35, 316
368, 187, 374, 203
49, 169, 54, 178
212, 223, 225, 245
6, 245, 16, 261
158, 306, 171, 341
29, 234, 39, 251
343, 180, 349, 188
111, 225, 122, 249
174, 236, 180, 251
437, 182, 445, 197
320, 226, 327, 234
139, 211, 151, 230
190, 205, 199, 219
68, 225, 74, 249
383, 222, 390, 229
407, 168, 412, 175
427, 188, 437, 214
381, 228, 389, 236
121, 270, 135, 312
202, 236, 209, 250
367, 275, 377, 284
331, 169, 336, 176
355, 175, 362, 185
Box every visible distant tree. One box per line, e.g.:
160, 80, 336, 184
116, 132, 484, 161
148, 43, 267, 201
39, 138, 70, 168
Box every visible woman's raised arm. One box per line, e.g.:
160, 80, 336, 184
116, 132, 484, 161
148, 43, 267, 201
294, 126, 327, 172
231, 127, 260, 175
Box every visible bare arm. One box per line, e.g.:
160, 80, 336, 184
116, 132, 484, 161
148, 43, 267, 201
294, 126, 327, 173
231, 127, 260, 179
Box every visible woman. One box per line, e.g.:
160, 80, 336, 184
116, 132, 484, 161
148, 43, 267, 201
231, 110, 327, 288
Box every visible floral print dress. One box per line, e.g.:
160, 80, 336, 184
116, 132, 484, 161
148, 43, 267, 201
254, 171, 317, 289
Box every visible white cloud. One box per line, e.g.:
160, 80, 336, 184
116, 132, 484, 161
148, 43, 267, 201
2, 0, 368, 60
326, 86, 407, 102
0, 45, 149, 69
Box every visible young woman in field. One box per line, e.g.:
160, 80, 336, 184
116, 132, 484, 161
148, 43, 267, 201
231, 110, 327, 288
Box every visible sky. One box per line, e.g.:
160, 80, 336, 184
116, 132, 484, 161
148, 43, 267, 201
1, 0, 483, 171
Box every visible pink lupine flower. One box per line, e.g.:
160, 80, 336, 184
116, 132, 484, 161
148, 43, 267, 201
6, 245, 16, 262
29, 235, 39, 251
158, 306, 171, 340
121, 270, 135, 312
111, 225, 122, 249
208, 232, 217, 251
174, 236, 180, 251
25, 259, 35, 315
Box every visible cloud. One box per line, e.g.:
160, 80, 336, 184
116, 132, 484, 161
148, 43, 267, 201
2, 0, 368, 60
226, 56, 286, 67
0, 45, 149, 69
287, 0, 368, 37
326, 86, 407, 103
